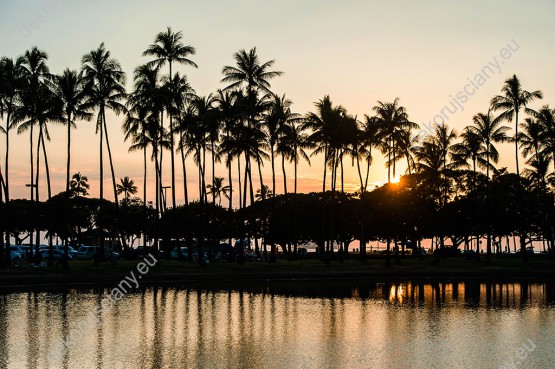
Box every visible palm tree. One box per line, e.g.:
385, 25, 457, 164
81, 43, 126, 204
116, 176, 138, 200
535, 105, 555, 170
206, 177, 231, 206
18, 47, 50, 203
255, 185, 273, 201
144, 27, 197, 208
490, 75, 542, 176
371, 98, 419, 182
14, 75, 62, 202
467, 112, 510, 179
69, 172, 90, 197
523, 153, 553, 191
451, 127, 487, 189
165, 72, 195, 204
215, 89, 241, 209
265, 94, 300, 194
304, 96, 346, 191
53, 69, 91, 193
359, 116, 381, 192
127, 64, 168, 209
517, 117, 544, 163
222, 48, 282, 203
0, 57, 23, 205
277, 122, 311, 194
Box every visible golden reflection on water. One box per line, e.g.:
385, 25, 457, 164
0, 282, 554, 369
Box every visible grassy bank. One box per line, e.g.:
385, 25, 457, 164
1, 256, 555, 291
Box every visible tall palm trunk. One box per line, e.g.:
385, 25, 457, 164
515, 110, 520, 177
143, 146, 147, 205
65, 114, 72, 193
294, 159, 298, 194
237, 156, 242, 209
102, 110, 118, 205
4, 106, 11, 202
356, 150, 364, 193
282, 155, 287, 194
169, 62, 177, 209
98, 112, 104, 200
4, 106, 11, 253
39, 128, 51, 199
211, 140, 216, 204
180, 130, 188, 205
322, 146, 327, 192
271, 143, 276, 196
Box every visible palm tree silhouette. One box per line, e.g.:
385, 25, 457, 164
535, 105, 555, 170
81, 43, 126, 204
53, 69, 91, 193
0, 57, 23, 205
265, 94, 300, 194
277, 121, 311, 194
144, 27, 197, 208
255, 185, 273, 201
206, 177, 231, 206
490, 75, 542, 177
116, 176, 138, 201
370, 98, 418, 183
359, 115, 381, 192
451, 127, 487, 189
222, 48, 282, 204
467, 111, 510, 179
69, 172, 90, 197
165, 72, 195, 204
304, 96, 346, 192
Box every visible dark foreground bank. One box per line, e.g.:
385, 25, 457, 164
1, 256, 555, 292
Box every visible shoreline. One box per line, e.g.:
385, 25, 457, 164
2, 265, 555, 292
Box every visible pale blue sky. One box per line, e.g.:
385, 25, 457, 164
1, 0, 554, 200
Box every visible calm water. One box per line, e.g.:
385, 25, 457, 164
1, 282, 555, 369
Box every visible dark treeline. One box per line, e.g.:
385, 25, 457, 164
1, 28, 555, 268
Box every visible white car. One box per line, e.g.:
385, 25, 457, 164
39, 245, 79, 257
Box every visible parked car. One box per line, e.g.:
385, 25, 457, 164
136, 246, 162, 258
40, 249, 73, 261
9, 250, 21, 264
39, 245, 79, 257
171, 247, 189, 260
76, 246, 119, 261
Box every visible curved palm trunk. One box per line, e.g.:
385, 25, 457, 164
39, 129, 52, 199
102, 111, 118, 205
237, 156, 242, 209
364, 157, 371, 192
34, 129, 41, 264
271, 144, 276, 196
66, 114, 72, 193
356, 150, 364, 193
4, 108, 11, 201
211, 140, 216, 204
4, 107, 11, 255
98, 112, 104, 201
170, 120, 176, 208
322, 146, 327, 192
153, 144, 160, 249
143, 146, 147, 205
340, 152, 345, 193
282, 155, 287, 194
515, 110, 520, 177
169, 62, 177, 209
294, 159, 298, 194
180, 131, 188, 205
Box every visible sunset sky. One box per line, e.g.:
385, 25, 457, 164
1, 0, 555, 203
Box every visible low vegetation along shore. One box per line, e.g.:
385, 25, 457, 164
1, 256, 555, 291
